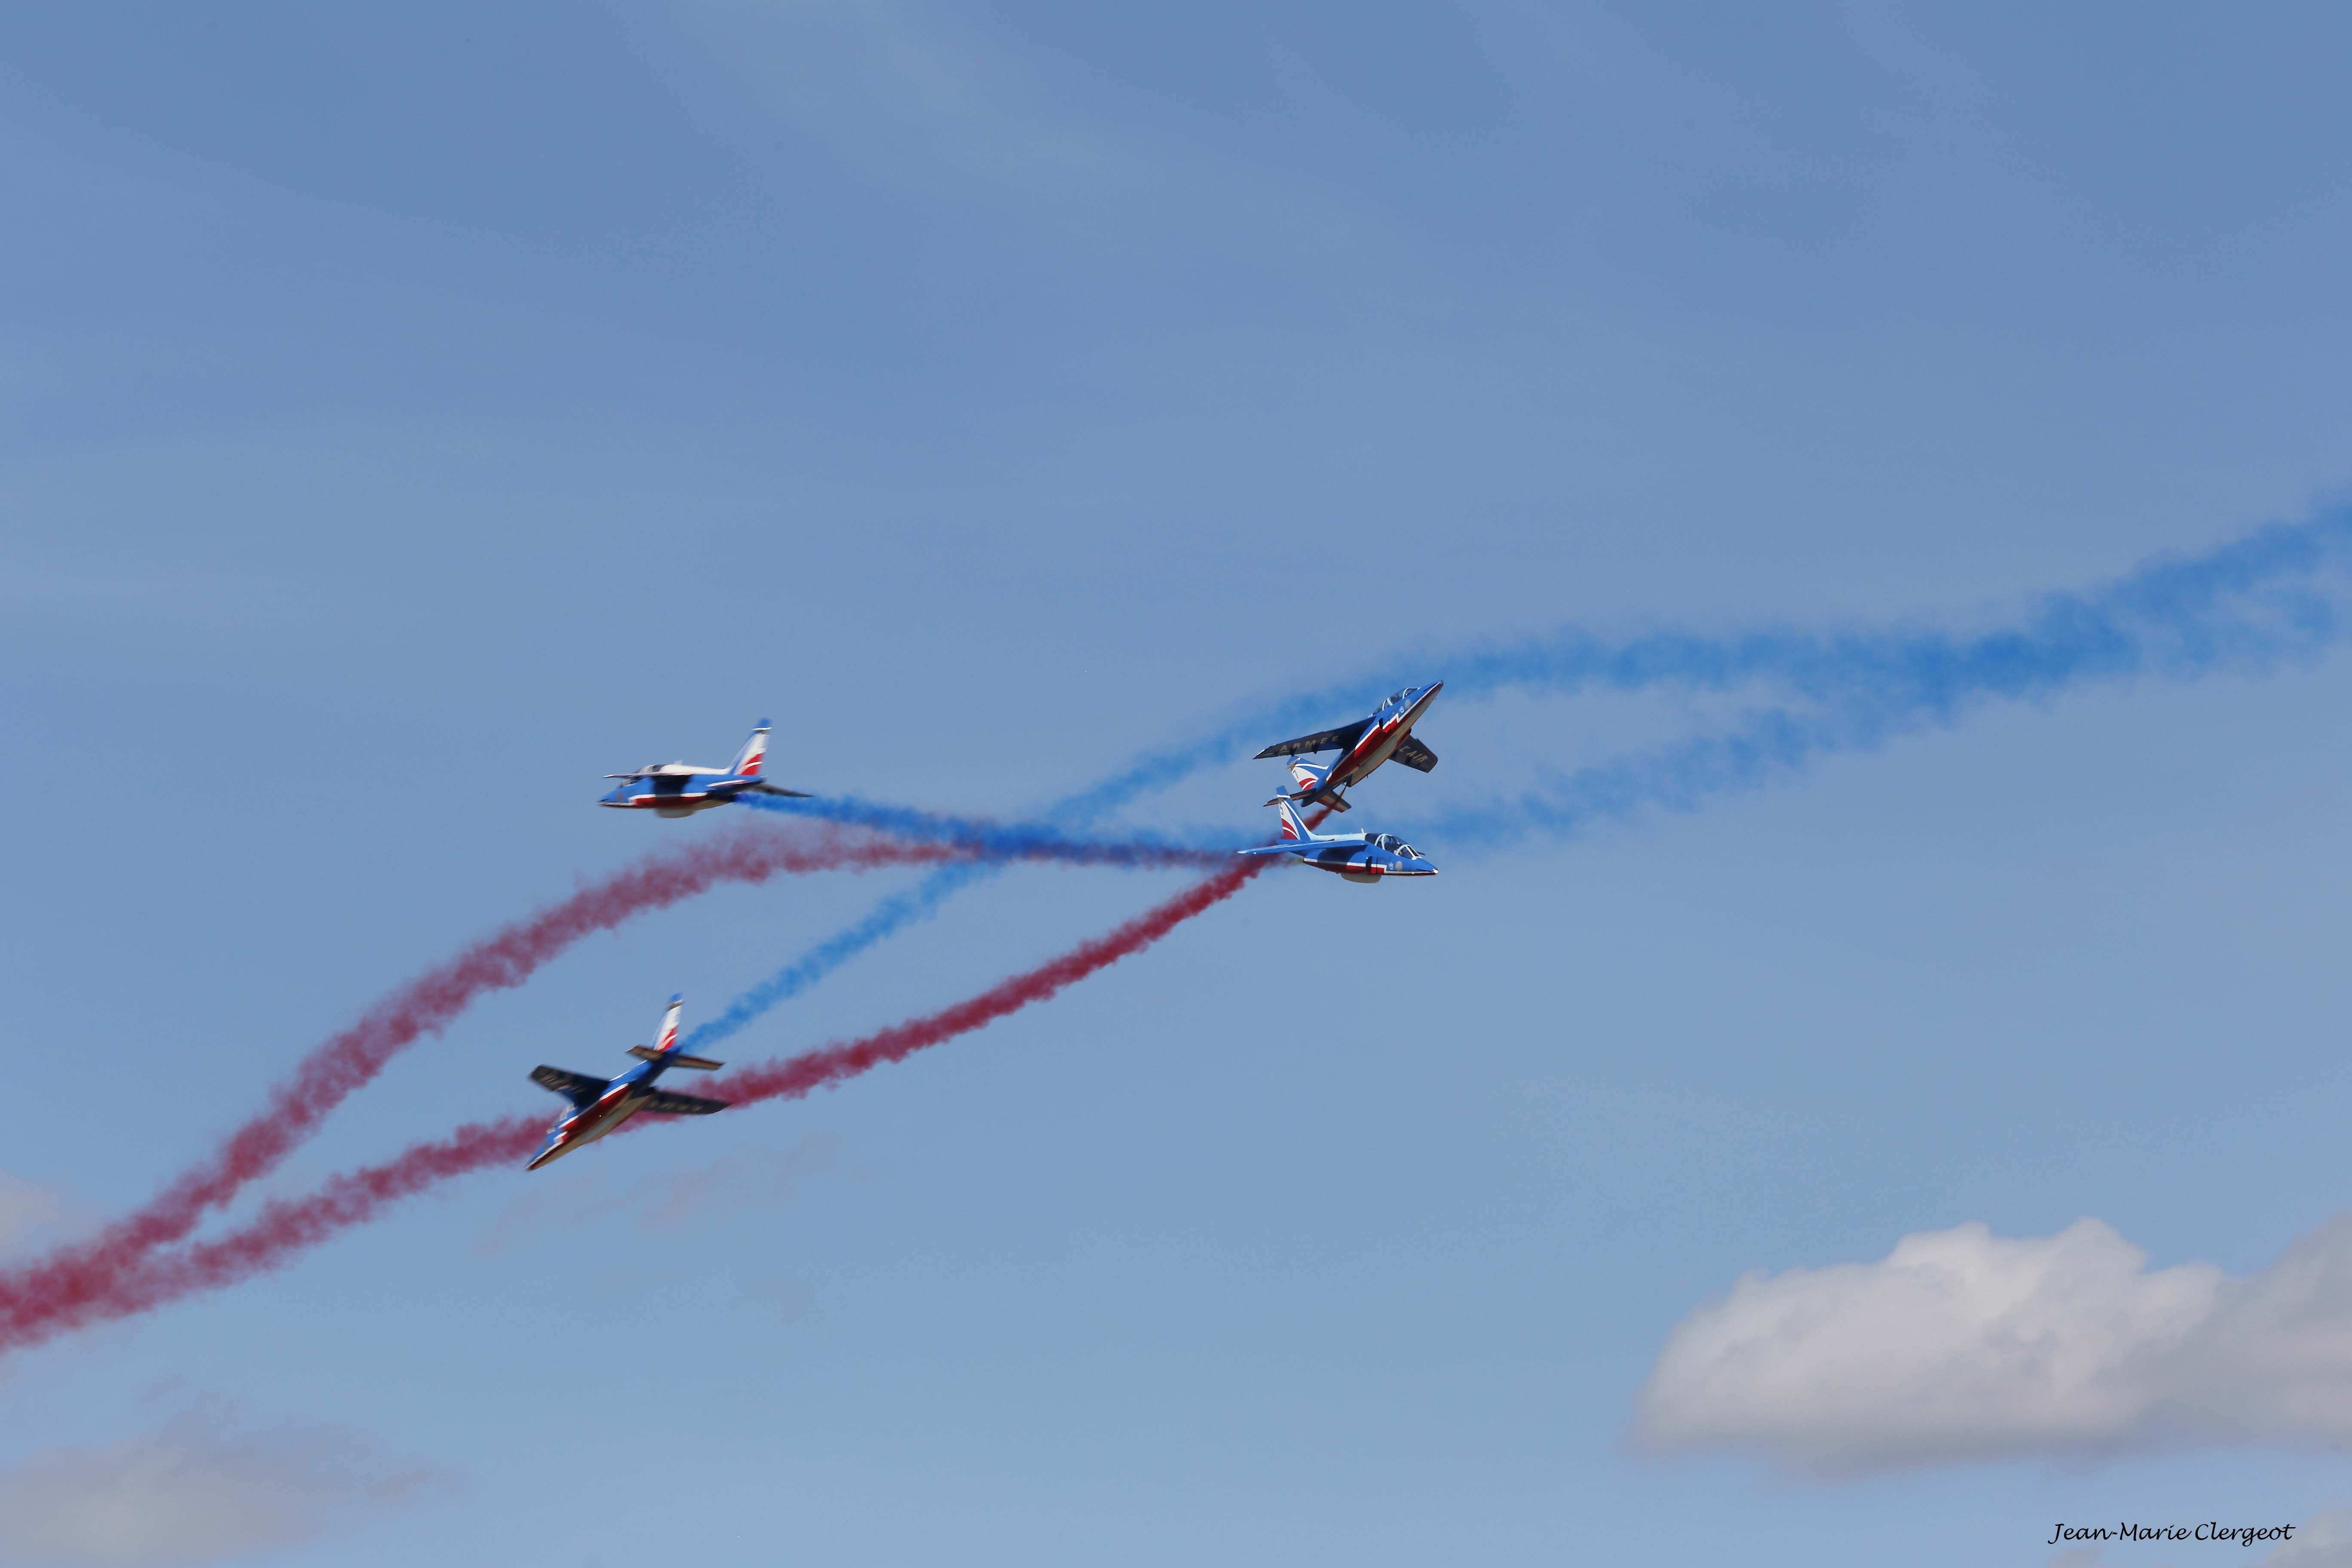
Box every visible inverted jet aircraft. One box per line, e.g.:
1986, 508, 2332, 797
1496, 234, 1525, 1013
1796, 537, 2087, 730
526, 994, 729, 1170
599, 720, 810, 816
1253, 682, 1441, 812
1235, 797, 1436, 883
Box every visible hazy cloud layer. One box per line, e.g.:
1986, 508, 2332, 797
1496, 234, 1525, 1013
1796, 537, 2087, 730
671, 0, 1138, 196
0, 1174, 76, 1260
667, 0, 1377, 262
0, 1407, 449, 1565
470, 1136, 848, 1257
2266, 1512, 2352, 1568
1641, 1213, 2352, 1471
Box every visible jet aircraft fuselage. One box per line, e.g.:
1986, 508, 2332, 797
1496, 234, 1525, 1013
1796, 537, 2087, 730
599, 720, 810, 816
1236, 798, 1437, 883
1253, 682, 1442, 812
527, 995, 729, 1170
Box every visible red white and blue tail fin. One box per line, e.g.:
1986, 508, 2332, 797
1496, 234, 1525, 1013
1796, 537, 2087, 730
730, 721, 771, 778
1273, 798, 1314, 842
629, 992, 723, 1069
1266, 756, 1348, 812
1266, 757, 1328, 804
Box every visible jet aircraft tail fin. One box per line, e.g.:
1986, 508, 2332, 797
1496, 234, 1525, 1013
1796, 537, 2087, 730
627, 993, 723, 1067
1265, 757, 1335, 806
730, 721, 772, 778
1264, 757, 1351, 813
1271, 798, 1314, 843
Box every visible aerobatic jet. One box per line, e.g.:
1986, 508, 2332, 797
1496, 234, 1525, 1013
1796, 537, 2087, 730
526, 994, 729, 1170
1253, 682, 1441, 812
599, 720, 810, 816
1235, 797, 1436, 883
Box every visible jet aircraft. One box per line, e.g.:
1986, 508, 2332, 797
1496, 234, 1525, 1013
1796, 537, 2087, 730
1253, 682, 1441, 812
1235, 797, 1436, 883
600, 720, 810, 816
526, 994, 729, 1170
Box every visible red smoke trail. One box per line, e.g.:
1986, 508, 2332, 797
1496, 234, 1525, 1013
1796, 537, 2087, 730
0, 858, 1273, 1352
705, 859, 1263, 1108
0, 822, 978, 1341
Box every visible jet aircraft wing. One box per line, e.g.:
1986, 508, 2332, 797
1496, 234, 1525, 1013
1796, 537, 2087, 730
641, 1089, 730, 1116
1391, 735, 1439, 772
1253, 720, 1372, 760
530, 1065, 609, 1106
742, 782, 813, 798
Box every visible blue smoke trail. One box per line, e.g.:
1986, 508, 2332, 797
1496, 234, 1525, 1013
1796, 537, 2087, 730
687, 772, 1234, 1051
1337, 704, 1841, 855
686, 505, 2352, 1051
683, 675, 1392, 1051
767, 507, 2352, 862
686, 862, 992, 1050
1389, 707, 1879, 852
1434, 510, 2349, 716
735, 792, 1230, 858
689, 691, 1422, 1051
1398, 517, 2352, 852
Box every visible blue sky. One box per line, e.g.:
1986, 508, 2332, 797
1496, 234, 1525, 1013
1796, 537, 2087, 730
6, 4, 2352, 1564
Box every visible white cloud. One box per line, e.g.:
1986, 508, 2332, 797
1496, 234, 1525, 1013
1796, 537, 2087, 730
1638, 1213, 2352, 1471
0, 1406, 449, 1565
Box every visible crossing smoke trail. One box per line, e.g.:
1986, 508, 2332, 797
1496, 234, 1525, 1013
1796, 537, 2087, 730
701, 858, 1262, 1107
683, 861, 992, 1052
1055, 508, 2352, 815
741, 791, 1226, 856
15, 509, 2352, 1342
0, 824, 924, 1340
1436, 509, 2352, 721
1390, 704, 1853, 851
0, 859, 1273, 1352
687, 509, 2352, 1050
1389, 521, 2352, 854
0, 822, 1222, 1343
690, 784, 1218, 1053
